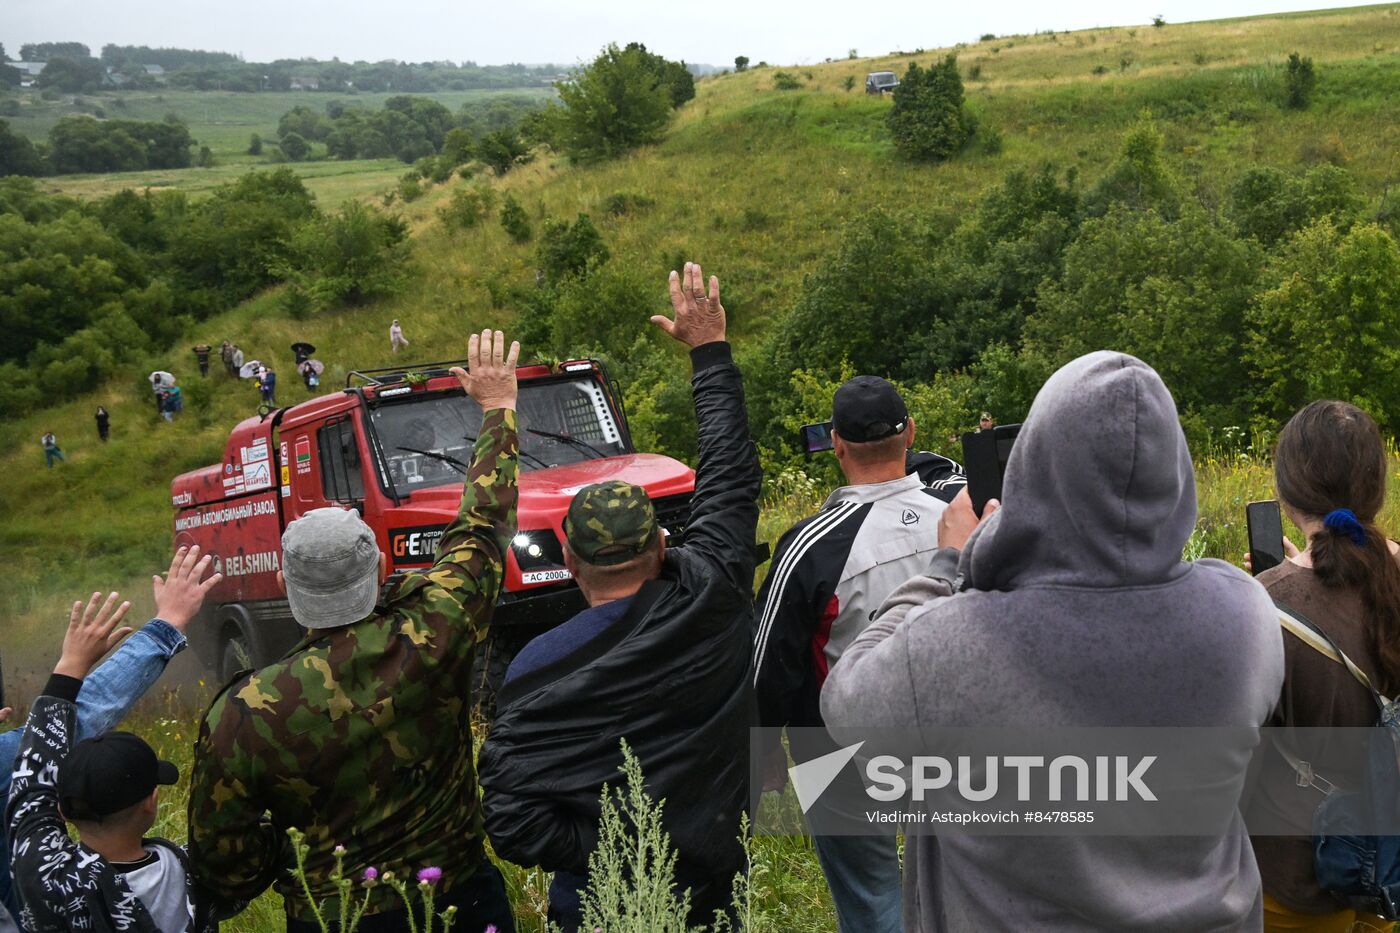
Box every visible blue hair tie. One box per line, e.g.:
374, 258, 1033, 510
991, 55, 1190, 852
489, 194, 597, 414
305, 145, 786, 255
1323, 508, 1367, 546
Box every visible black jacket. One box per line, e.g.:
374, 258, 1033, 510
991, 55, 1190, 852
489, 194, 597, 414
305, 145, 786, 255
478, 341, 760, 921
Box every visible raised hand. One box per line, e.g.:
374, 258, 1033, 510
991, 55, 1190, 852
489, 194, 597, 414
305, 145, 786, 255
55, 591, 134, 680
153, 544, 223, 632
654, 261, 726, 348
451, 328, 521, 411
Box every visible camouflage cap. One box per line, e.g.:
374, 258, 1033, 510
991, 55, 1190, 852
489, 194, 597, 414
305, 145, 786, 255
563, 481, 660, 566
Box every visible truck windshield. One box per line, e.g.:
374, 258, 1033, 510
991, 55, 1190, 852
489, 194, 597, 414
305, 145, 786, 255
368, 375, 629, 489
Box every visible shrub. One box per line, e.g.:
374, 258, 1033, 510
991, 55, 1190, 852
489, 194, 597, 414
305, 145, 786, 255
1285, 52, 1316, 109
1083, 111, 1180, 217
197, 145, 214, 167
499, 194, 532, 243
438, 184, 496, 230
967, 63, 982, 81
293, 200, 409, 307
772, 71, 803, 91
477, 126, 529, 175
734, 56, 749, 72
279, 131, 309, 162
886, 55, 975, 163
1227, 164, 1362, 245
537, 213, 609, 283
1091, 64, 1109, 76
1152, 14, 1166, 27
601, 192, 656, 216
979, 125, 1004, 155
843, 75, 856, 92
247, 132, 263, 155
396, 176, 423, 202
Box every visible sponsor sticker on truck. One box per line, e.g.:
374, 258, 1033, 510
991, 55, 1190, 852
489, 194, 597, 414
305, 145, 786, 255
390, 524, 447, 566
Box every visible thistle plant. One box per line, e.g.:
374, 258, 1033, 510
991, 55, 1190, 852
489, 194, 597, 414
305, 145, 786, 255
285, 827, 459, 933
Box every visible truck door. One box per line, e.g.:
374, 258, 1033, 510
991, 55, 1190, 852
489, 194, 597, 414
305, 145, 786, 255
285, 415, 367, 520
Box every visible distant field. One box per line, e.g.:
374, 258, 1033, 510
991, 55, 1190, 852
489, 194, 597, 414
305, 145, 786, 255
35, 157, 412, 205
5, 87, 555, 204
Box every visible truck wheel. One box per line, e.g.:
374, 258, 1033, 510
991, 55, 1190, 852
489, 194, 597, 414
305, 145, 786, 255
471, 629, 525, 722
219, 624, 255, 685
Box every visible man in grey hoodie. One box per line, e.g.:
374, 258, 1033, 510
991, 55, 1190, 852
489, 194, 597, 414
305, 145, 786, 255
821, 351, 1285, 931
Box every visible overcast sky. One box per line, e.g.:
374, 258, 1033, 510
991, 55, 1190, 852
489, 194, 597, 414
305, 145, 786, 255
1, 0, 1373, 67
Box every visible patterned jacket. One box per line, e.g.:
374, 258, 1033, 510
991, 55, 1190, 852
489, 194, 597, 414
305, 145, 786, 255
187, 409, 519, 921
7, 685, 209, 933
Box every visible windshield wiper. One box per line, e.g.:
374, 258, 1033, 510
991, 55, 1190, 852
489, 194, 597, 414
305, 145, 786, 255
395, 446, 467, 475
526, 427, 609, 460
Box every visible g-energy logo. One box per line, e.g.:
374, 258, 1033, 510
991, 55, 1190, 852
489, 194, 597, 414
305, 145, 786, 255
789, 743, 1157, 814
390, 524, 447, 566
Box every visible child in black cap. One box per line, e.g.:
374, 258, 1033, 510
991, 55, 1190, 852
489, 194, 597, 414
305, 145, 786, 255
7, 551, 222, 933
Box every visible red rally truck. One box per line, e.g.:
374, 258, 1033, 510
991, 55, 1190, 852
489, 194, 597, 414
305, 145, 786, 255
172, 358, 696, 709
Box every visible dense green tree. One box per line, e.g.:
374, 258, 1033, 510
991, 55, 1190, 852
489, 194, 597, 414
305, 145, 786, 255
248, 132, 263, 155
385, 96, 454, 150
20, 42, 91, 62
277, 105, 329, 142
555, 44, 674, 163
1227, 164, 1361, 245
1082, 112, 1180, 217
622, 43, 696, 108
1285, 52, 1316, 109
1027, 205, 1261, 421
886, 56, 975, 162
293, 200, 409, 307
1246, 220, 1400, 433
0, 120, 47, 176
734, 56, 750, 72
35, 55, 104, 92
48, 117, 147, 173
477, 126, 528, 174
279, 131, 310, 162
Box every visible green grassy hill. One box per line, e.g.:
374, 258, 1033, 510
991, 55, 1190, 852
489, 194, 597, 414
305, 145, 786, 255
4, 4, 1400, 666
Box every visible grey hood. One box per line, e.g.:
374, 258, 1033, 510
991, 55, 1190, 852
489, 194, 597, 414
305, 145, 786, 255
962, 351, 1197, 591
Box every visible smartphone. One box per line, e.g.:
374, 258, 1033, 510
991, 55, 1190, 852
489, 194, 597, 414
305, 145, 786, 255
1247, 500, 1285, 576
961, 424, 1021, 517
800, 421, 835, 455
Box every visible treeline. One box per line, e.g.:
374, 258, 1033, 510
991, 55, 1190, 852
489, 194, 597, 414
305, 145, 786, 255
272, 94, 545, 166
0, 170, 409, 414
170, 59, 562, 93
99, 45, 240, 70
0, 116, 194, 175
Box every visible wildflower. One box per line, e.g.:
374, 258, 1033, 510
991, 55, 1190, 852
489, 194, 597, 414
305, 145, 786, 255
417, 866, 443, 885
334, 845, 346, 856
483, 925, 495, 933
363, 866, 379, 884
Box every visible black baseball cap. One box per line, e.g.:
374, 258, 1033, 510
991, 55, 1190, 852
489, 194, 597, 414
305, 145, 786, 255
832, 376, 909, 442
59, 732, 178, 822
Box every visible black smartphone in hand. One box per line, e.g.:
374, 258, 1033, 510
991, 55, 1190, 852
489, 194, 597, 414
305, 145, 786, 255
961, 424, 1020, 517
1246, 500, 1285, 576
799, 421, 835, 455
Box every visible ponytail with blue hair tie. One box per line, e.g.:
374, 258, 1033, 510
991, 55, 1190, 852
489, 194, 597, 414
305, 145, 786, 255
1324, 508, 1368, 546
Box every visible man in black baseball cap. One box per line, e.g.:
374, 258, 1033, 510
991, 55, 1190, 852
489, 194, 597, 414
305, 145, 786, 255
59, 731, 180, 823
755, 373, 965, 933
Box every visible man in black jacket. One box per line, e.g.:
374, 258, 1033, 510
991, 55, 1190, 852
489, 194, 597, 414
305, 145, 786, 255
478, 261, 760, 932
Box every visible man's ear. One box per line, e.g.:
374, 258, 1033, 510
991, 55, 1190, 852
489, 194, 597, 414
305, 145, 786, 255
379, 551, 389, 585
276, 570, 286, 596
562, 545, 577, 577
831, 430, 847, 461
145, 788, 160, 815
655, 530, 667, 564
905, 416, 917, 450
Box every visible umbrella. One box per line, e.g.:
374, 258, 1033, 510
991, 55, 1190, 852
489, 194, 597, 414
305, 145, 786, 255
239, 360, 264, 379
290, 342, 316, 363
149, 371, 175, 387
298, 359, 325, 376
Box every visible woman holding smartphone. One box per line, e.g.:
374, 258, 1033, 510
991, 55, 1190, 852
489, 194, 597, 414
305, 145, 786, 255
1247, 400, 1400, 932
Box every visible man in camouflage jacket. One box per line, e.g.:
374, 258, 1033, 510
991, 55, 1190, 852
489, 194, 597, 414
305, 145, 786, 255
187, 330, 522, 931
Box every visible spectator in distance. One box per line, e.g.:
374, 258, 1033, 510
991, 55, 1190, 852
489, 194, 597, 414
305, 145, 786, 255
192, 344, 212, 378
189, 329, 522, 932
258, 367, 277, 406
6, 548, 222, 932
95, 406, 110, 442
390, 318, 410, 353
754, 375, 963, 933
822, 351, 1285, 931
40, 431, 64, 468
479, 262, 761, 932
1246, 400, 1400, 931
977, 411, 994, 432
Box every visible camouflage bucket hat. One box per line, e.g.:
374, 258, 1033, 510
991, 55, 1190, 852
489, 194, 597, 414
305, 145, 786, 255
564, 481, 660, 566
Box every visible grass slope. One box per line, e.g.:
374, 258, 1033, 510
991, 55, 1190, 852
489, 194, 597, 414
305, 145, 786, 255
4, 6, 1400, 928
